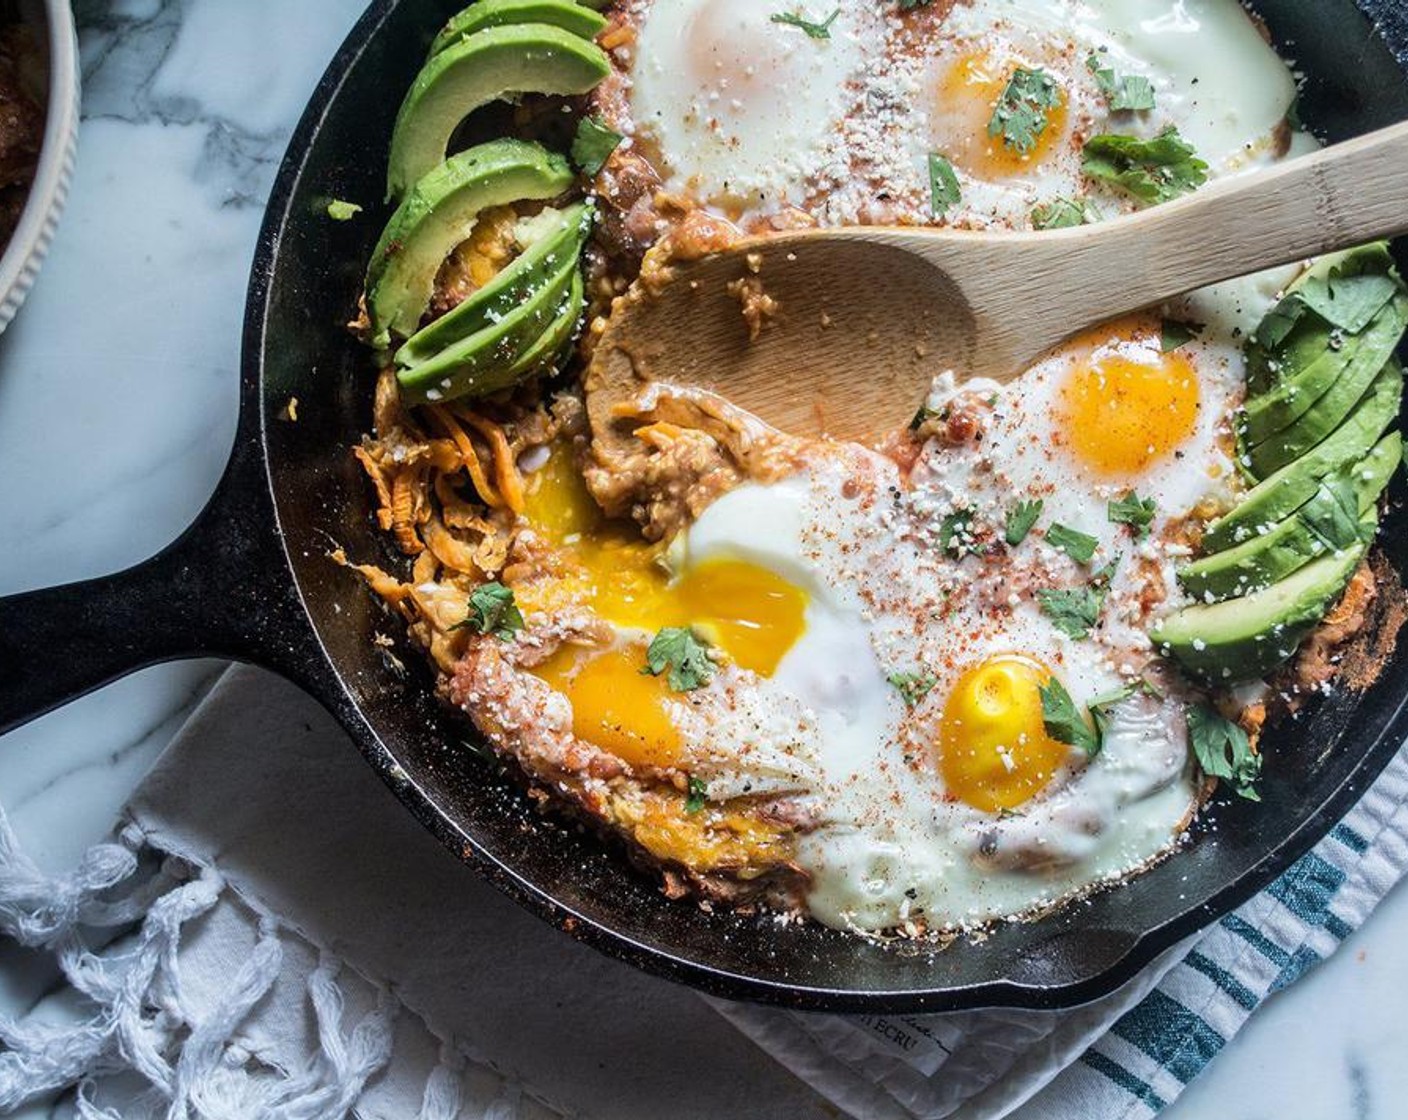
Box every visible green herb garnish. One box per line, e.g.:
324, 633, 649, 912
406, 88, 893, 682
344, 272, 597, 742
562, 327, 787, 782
326, 199, 362, 221
1031, 197, 1095, 230
454, 582, 525, 640
571, 116, 624, 176
1108, 492, 1156, 540
685, 776, 708, 813
939, 506, 976, 557
1161, 319, 1202, 352
1037, 586, 1105, 639
1187, 703, 1262, 801
1046, 523, 1099, 564
1040, 677, 1100, 756
889, 671, 938, 707
643, 627, 715, 692
989, 67, 1063, 154
1082, 127, 1208, 205
1086, 52, 1156, 111
928, 153, 961, 217
770, 7, 840, 38
1005, 499, 1044, 546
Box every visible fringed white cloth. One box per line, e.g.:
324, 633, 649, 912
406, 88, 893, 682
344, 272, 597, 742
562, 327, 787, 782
0, 809, 532, 1119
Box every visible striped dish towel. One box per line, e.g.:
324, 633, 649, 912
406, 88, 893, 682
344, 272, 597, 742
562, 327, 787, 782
711, 741, 1408, 1120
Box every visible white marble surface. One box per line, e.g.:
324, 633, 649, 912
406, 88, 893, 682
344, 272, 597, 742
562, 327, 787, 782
0, 1, 1405, 1117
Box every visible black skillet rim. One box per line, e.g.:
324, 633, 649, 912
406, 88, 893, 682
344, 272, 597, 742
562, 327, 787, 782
240, 0, 1408, 1014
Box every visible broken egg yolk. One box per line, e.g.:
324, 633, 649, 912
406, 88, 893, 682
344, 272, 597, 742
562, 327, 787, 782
521, 442, 808, 762
937, 655, 1074, 812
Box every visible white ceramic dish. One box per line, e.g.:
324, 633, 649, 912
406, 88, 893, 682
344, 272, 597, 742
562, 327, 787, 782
0, 0, 78, 333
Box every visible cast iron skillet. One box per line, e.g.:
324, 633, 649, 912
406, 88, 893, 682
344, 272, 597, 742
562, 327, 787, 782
2, 0, 1408, 1014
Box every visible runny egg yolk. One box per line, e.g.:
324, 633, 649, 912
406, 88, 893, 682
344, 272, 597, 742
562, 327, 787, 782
521, 442, 808, 762
1059, 316, 1200, 477
937, 655, 1074, 813
933, 50, 1068, 180
535, 646, 683, 770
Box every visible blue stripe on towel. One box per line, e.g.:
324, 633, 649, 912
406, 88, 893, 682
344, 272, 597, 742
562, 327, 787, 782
1267, 852, 1345, 924
1110, 991, 1226, 1084
1081, 1050, 1168, 1112
1270, 945, 1323, 992
1221, 913, 1291, 966
1331, 823, 1369, 853
1184, 951, 1258, 1011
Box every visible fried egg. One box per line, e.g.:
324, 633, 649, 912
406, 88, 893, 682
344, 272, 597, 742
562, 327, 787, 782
617, 0, 1298, 228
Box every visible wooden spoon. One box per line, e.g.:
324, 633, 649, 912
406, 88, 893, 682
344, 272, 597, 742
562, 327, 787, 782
588, 121, 1408, 444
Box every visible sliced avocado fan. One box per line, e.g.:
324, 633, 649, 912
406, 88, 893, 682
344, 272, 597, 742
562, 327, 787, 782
396, 201, 592, 368
429, 0, 608, 57
397, 248, 582, 404
365, 139, 573, 348
386, 23, 609, 201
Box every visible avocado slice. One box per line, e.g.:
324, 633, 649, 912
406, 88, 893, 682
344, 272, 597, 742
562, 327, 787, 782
429, 0, 608, 56
1246, 244, 1403, 395
1202, 359, 1403, 553
365, 139, 573, 348
1243, 342, 1406, 481
498, 266, 585, 382
1238, 293, 1408, 450
1152, 535, 1370, 682
395, 201, 591, 369
1177, 432, 1399, 603
386, 24, 609, 201
397, 250, 581, 404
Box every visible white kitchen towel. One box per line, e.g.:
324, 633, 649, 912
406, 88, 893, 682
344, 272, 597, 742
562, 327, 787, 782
2, 664, 1406, 1119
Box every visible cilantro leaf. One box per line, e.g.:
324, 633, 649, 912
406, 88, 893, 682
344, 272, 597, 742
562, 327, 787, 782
989, 67, 1063, 154
928, 153, 961, 217
1091, 554, 1121, 588
643, 627, 715, 692
571, 116, 624, 176
1161, 319, 1202, 352
454, 582, 525, 640
939, 506, 976, 557
897, 0, 933, 8
685, 776, 708, 813
1031, 196, 1094, 230
1006, 498, 1044, 546
769, 7, 839, 38
1187, 703, 1262, 801
889, 671, 937, 707
1298, 267, 1401, 334
1108, 491, 1156, 539
1040, 677, 1100, 756
1046, 522, 1099, 564
1082, 127, 1208, 205
1037, 586, 1105, 639
326, 199, 362, 221
1086, 52, 1156, 111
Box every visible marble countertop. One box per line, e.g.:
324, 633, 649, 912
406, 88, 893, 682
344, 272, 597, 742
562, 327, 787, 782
0, 2, 1405, 1117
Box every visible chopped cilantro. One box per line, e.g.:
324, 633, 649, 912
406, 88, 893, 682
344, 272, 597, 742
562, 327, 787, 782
1040, 677, 1100, 756
989, 67, 1063, 154
1005, 498, 1044, 546
889, 671, 938, 707
1108, 491, 1156, 539
1037, 585, 1105, 639
1187, 703, 1262, 801
1299, 266, 1401, 334
769, 7, 840, 38
685, 776, 708, 814
1031, 196, 1095, 230
1046, 523, 1099, 564
897, 0, 933, 8
1091, 554, 1121, 588
939, 506, 976, 557
643, 627, 715, 692
1161, 319, 1202, 352
1086, 52, 1156, 111
928, 153, 961, 217
910, 403, 945, 431
571, 116, 623, 176
326, 199, 362, 221
453, 582, 525, 640
1082, 127, 1208, 205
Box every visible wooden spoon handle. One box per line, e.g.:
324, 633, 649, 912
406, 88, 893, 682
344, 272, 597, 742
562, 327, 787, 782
1053, 119, 1408, 318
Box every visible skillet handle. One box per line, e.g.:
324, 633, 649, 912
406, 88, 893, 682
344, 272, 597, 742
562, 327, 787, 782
0, 446, 318, 736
